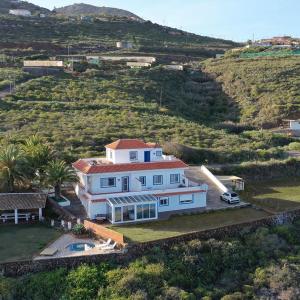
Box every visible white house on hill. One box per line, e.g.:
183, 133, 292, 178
73, 139, 208, 224
9, 9, 31, 17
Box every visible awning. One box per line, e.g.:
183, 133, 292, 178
107, 194, 157, 206
0, 193, 47, 210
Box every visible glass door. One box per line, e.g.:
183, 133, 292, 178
122, 176, 129, 192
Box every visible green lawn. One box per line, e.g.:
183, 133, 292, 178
0, 224, 61, 263
111, 208, 270, 243
240, 178, 300, 213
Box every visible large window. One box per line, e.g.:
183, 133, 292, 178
139, 176, 146, 186
123, 205, 135, 222
100, 177, 116, 188
170, 174, 180, 184
179, 194, 194, 205
159, 197, 169, 206
153, 175, 163, 185
129, 151, 138, 161
136, 204, 157, 220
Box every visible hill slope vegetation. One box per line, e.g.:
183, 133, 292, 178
203, 56, 300, 127
54, 3, 142, 20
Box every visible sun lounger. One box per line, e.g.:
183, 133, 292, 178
96, 238, 111, 249
102, 242, 117, 251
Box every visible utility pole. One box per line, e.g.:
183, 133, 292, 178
159, 86, 163, 108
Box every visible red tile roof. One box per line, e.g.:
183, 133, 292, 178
105, 139, 160, 150
73, 159, 188, 174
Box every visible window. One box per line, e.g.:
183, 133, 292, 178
136, 204, 157, 220
153, 175, 163, 185
179, 194, 194, 204
110, 150, 113, 159
114, 207, 122, 222
129, 151, 138, 161
156, 150, 162, 157
100, 177, 116, 188
139, 176, 146, 186
159, 197, 169, 206
170, 174, 180, 184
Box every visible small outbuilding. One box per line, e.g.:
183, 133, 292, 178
217, 176, 245, 191
0, 193, 47, 224
116, 41, 133, 49
127, 62, 152, 68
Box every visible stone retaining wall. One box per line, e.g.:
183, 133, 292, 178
1, 209, 300, 277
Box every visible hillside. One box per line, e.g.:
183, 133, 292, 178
0, 14, 237, 57
0, 66, 291, 164
203, 56, 300, 128
0, 0, 49, 15
54, 3, 143, 21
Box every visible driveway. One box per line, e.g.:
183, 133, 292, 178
185, 166, 250, 210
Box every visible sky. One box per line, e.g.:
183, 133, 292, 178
29, 0, 300, 42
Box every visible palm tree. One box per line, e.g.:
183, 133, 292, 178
0, 144, 24, 192
44, 160, 78, 200
21, 135, 54, 183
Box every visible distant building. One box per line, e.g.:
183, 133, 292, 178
23, 60, 64, 75
99, 56, 156, 64
39, 13, 46, 18
288, 120, 300, 131
163, 65, 184, 71
215, 54, 225, 59
127, 62, 152, 68
9, 9, 31, 17
80, 16, 93, 22
87, 56, 100, 65
116, 41, 133, 49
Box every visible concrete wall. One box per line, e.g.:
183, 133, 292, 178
84, 220, 124, 244
201, 165, 229, 193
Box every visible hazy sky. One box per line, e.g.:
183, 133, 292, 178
29, 0, 300, 42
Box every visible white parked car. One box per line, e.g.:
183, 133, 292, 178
220, 192, 240, 204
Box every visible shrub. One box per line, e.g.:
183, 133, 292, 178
72, 224, 87, 236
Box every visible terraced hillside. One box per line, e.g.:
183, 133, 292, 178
203, 56, 300, 127
0, 66, 291, 163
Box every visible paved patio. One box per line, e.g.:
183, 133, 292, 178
34, 234, 120, 260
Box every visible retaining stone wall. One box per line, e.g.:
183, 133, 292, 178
1, 209, 300, 277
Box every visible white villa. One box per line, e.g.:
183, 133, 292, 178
73, 139, 208, 224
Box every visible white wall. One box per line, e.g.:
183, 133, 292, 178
86, 191, 206, 219
88, 201, 107, 219
87, 168, 186, 194
200, 165, 228, 193
157, 192, 206, 213
106, 148, 163, 164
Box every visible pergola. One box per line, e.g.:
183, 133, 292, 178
0, 193, 47, 224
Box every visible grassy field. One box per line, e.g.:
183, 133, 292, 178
241, 178, 300, 213
111, 207, 270, 243
0, 224, 61, 263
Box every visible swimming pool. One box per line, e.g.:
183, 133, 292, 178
68, 243, 95, 252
